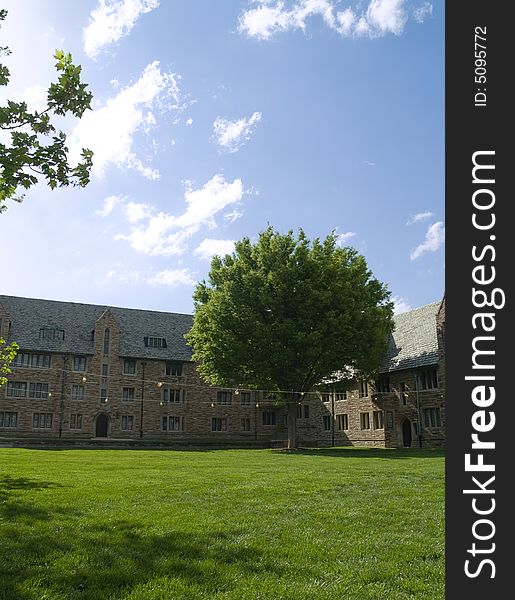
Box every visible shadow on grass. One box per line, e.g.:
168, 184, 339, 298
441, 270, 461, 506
0, 508, 293, 600
287, 447, 445, 459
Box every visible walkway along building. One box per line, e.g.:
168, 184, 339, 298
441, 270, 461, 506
0, 295, 445, 448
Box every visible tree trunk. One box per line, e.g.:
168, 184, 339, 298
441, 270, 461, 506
287, 398, 298, 449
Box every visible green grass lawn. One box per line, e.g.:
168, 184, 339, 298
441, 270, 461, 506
0, 447, 444, 600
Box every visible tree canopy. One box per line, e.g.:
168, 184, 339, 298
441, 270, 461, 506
0, 9, 93, 212
0, 337, 17, 387
186, 227, 395, 447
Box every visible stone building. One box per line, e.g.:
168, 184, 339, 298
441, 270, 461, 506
0, 295, 445, 448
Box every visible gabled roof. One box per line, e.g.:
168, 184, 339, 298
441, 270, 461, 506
381, 301, 440, 373
0, 295, 193, 361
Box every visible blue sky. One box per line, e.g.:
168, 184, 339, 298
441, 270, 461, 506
0, 0, 444, 315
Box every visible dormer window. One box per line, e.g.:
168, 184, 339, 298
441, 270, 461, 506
144, 337, 167, 349
103, 328, 110, 356
39, 328, 65, 341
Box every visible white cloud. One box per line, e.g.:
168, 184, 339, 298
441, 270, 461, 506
406, 210, 433, 225
176, 175, 244, 230
366, 0, 407, 36
392, 296, 412, 314
413, 2, 433, 23
363, 160, 376, 167
68, 61, 180, 179
95, 194, 125, 217
239, 0, 424, 39
148, 269, 196, 287
410, 221, 444, 260
213, 111, 262, 153
84, 0, 160, 59
224, 208, 244, 223
124, 201, 153, 223
116, 174, 244, 256
336, 231, 356, 246
185, 117, 193, 126
194, 239, 236, 260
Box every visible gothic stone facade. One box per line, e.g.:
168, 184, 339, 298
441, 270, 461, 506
0, 295, 445, 448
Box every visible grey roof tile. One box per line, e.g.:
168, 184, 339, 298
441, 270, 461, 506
0, 295, 193, 361
381, 301, 441, 373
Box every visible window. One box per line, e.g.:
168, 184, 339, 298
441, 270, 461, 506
385, 411, 394, 429
12, 353, 30, 368
241, 417, 251, 432
144, 336, 167, 348
417, 368, 438, 390
239, 391, 251, 405
337, 414, 348, 431
39, 328, 65, 341
123, 387, 135, 402
166, 362, 183, 376
33, 412, 53, 429
297, 404, 309, 419
72, 385, 85, 401
322, 393, 331, 403
73, 356, 87, 372
375, 376, 390, 393
262, 411, 276, 426
31, 354, 51, 369
100, 389, 108, 403
400, 382, 408, 406
212, 417, 227, 432
103, 328, 110, 356
336, 392, 347, 401
29, 383, 49, 399
360, 412, 371, 430
162, 416, 184, 431
123, 359, 136, 374
121, 415, 134, 431
12, 353, 51, 369
263, 392, 277, 401
423, 407, 441, 428
6, 381, 27, 398
359, 380, 369, 397
162, 388, 185, 403
70, 414, 82, 430
101, 364, 109, 377
0, 412, 17, 428
217, 391, 232, 405
323, 415, 331, 431
373, 410, 384, 429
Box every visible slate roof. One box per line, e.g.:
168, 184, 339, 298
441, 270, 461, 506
0, 295, 193, 361
381, 301, 441, 373
1, 295, 442, 370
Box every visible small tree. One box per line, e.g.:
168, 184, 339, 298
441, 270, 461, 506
187, 227, 395, 448
0, 337, 18, 387
0, 9, 93, 212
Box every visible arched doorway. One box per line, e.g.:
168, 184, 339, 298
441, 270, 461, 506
402, 419, 412, 447
96, 413, 109, 438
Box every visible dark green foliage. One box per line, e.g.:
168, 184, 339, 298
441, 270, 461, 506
187, 227, 394, 447
187, 227, 394, 393
0, 336, 17, 386
0, 11, 93, 212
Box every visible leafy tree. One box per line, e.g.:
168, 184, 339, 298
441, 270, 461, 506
187, 227, 395, 448
0, 9, 93, 212
0, 337, 18, 387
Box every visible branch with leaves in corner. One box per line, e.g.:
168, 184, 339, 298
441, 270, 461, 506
0, 337, 18, 387
0, 9, 93, 213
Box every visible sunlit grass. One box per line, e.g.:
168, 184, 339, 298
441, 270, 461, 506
0, 447, 444, 599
